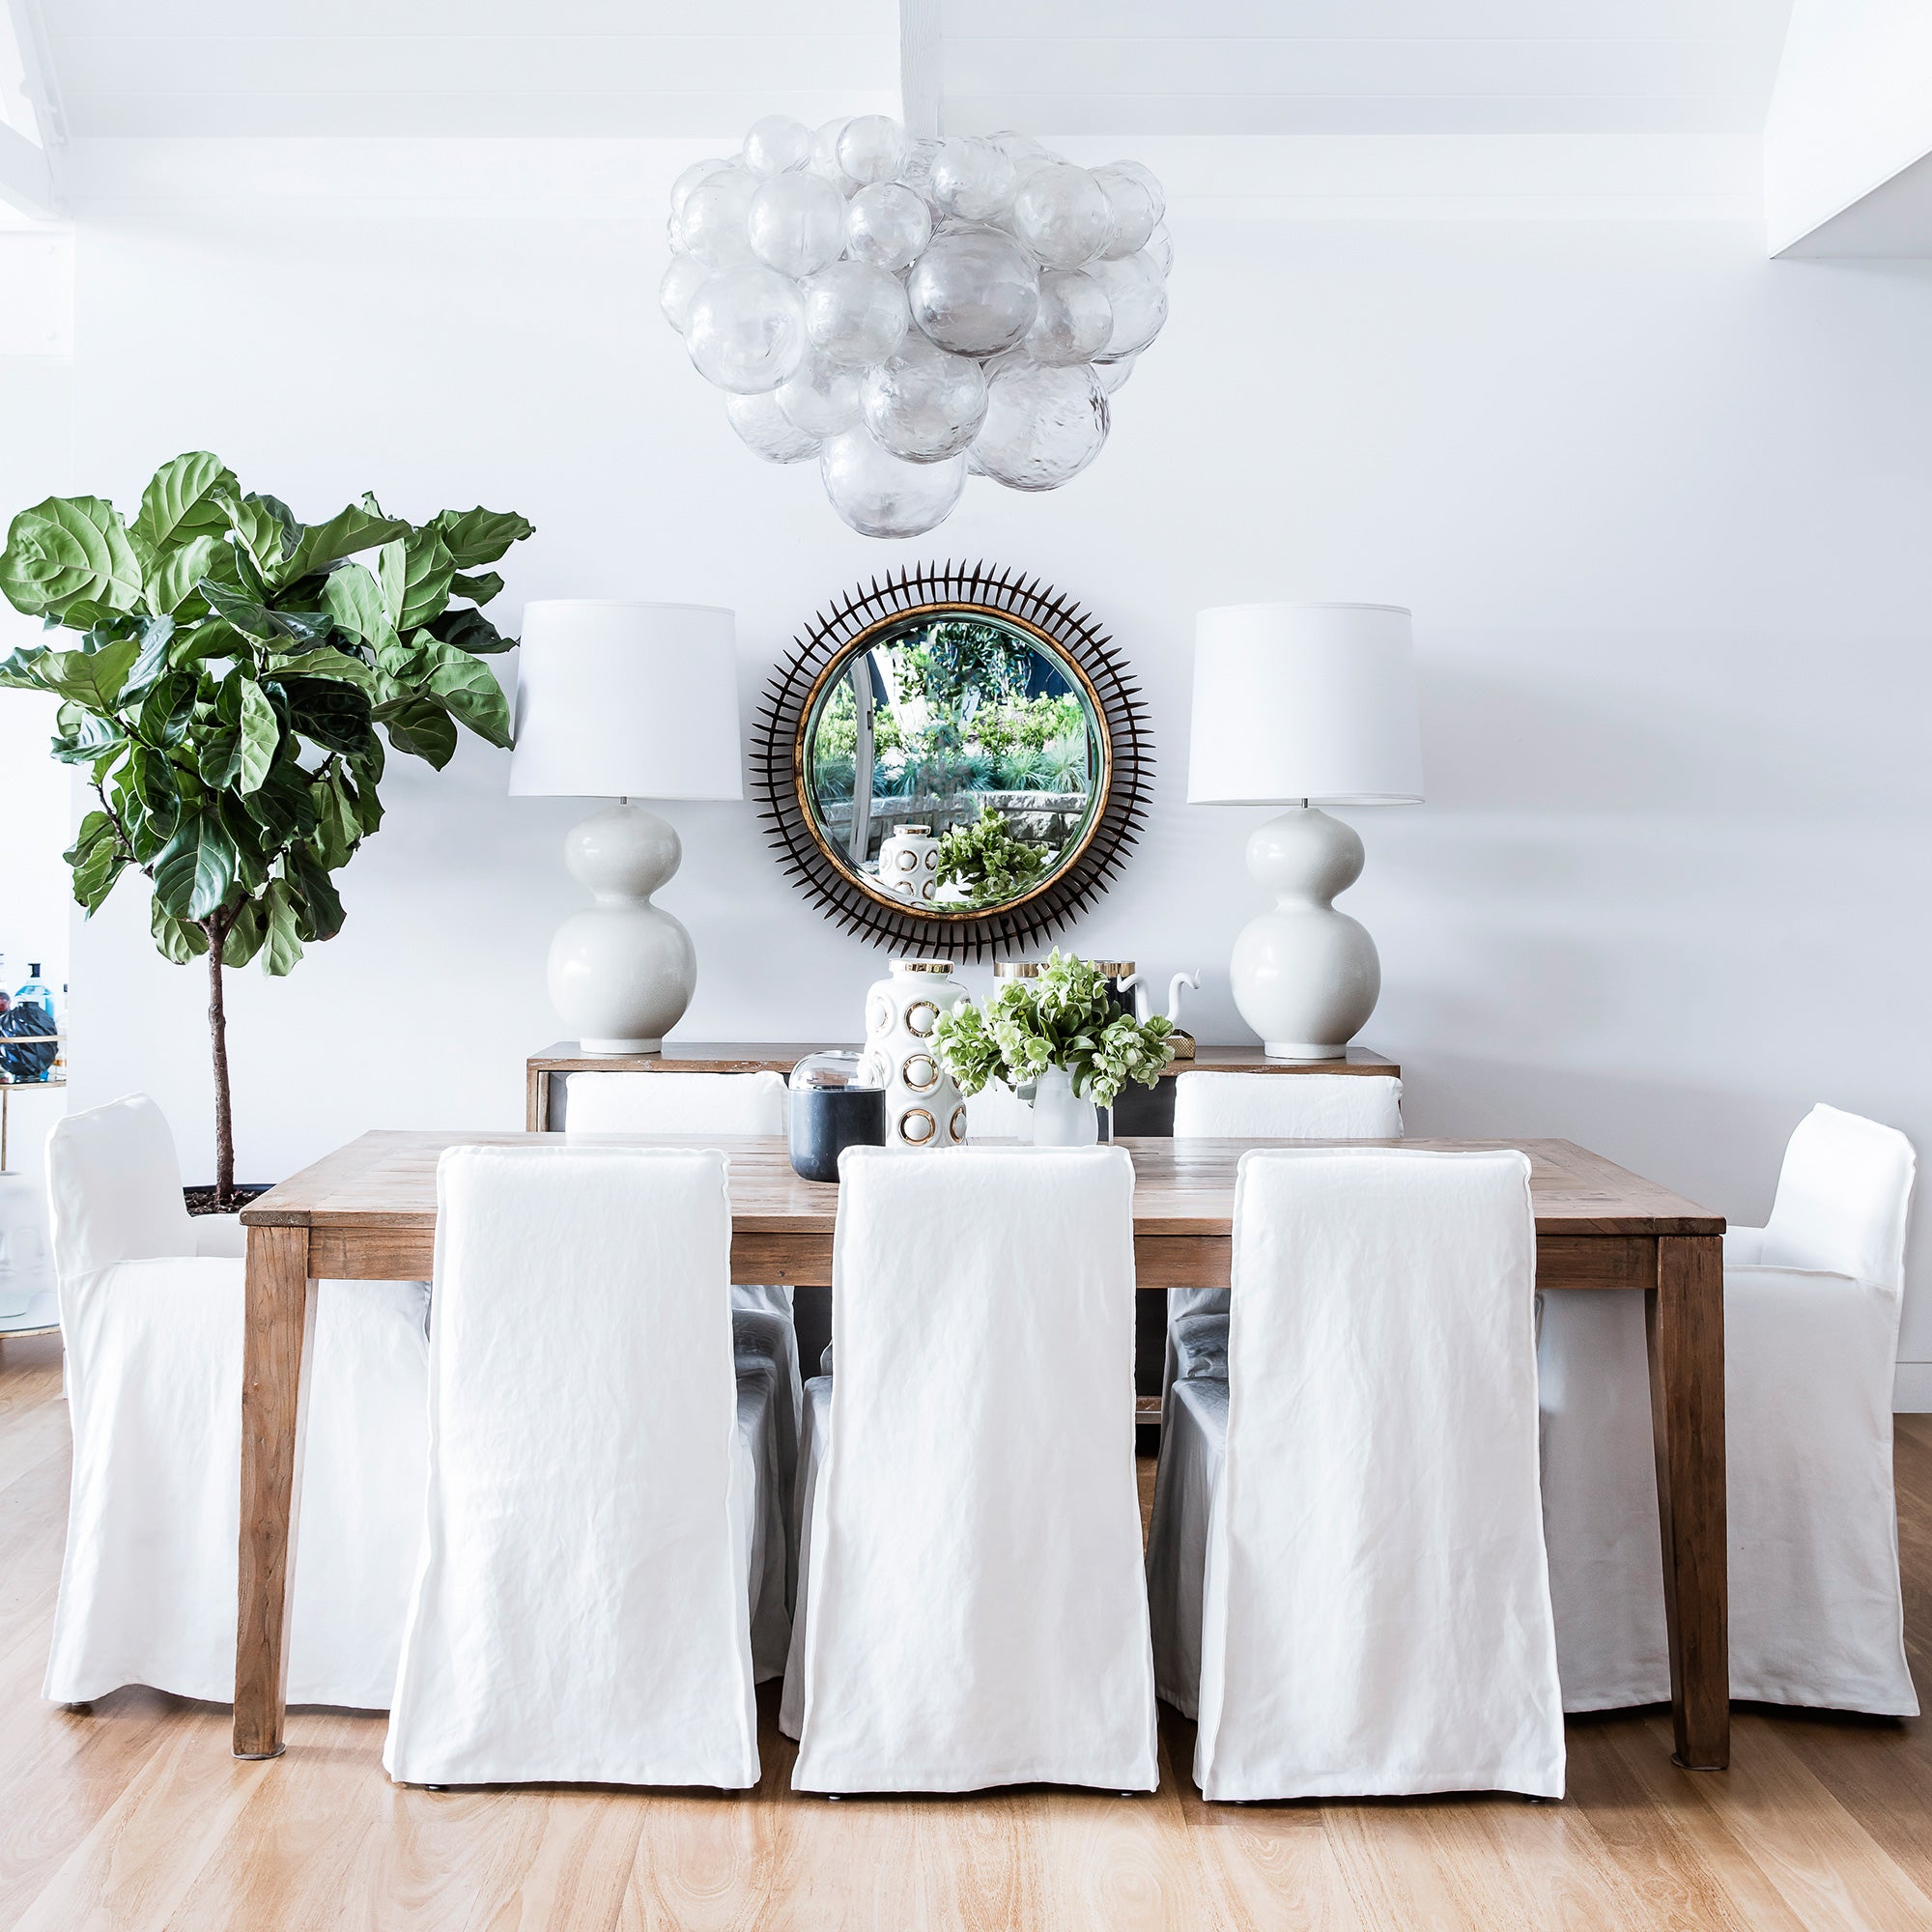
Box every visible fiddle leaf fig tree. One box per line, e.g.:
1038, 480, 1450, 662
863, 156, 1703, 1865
0, 453, 534, 1207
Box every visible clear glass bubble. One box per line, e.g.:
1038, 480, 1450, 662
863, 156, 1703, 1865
1095, 351, 1137, 394
748, 171, 846, 277
1094, 164, 1160, 259
1023, 268, 1113, 365
860, 336, 987, 463
1146, 221, 1173, 277
776, 354, 863, 437
820, 430, 966, 537
801, 260, 908, 369
743, 114, 812, 178
725, 391, 820, 464
1104, 158, 1166, 225
843, 183, 931, 272
930, 136, 1018, 223
671, 157, 733, 218
970, 360, 1109, 493
1010, 162, 1111, 269
987, 130, 1048, 169
1088, 250, 1167, 359
810, 118, 856, 192
659, 254, 711, 334
838, 115, 909, 186
907, 224, 1038, 357
898, 136, 942, 197
679, 165, 759, 269
684, 266, 809, 394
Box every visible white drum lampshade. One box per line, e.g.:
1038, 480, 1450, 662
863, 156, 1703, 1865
1187, 604, 1422, 1059
509, 601, 743, 1054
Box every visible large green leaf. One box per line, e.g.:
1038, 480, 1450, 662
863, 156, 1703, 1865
122, 745, 183, 841
0, 497, 145, 618
427, 605, 514, 654
261, 879, 304, 977
288, 846, 346, 941
375, 696, 457, 769
135, 670, 199, 748
38, 637, 140, 709
320, 561, 399, 653
67, 811, 128, 916
219, 795, 270, 890
220, 899, 265, 969
449, 570, 502, 605
420, 637, 511, 747
120, 616, 180, 701
144, 534, 224, 618
266, 643, 379, 693
398, 529, 455, 631
236, 678, 280, 792
376, 539, 406, 628
432, 506, 533, 571
275, 504, 412, 587
151, 898, 211, 963
197, 576, 279, 639
0, 643, 43, 689
132, 454, 238, 555
241, 754, 319, 846
272, 676, 374, 753
50, 705, 128, 767
155, 811, 237, 920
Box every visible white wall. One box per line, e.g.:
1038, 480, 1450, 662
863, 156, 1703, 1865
18, 140, 1932, 1386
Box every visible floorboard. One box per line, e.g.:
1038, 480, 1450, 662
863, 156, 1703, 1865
3, 1328, 1929, 1932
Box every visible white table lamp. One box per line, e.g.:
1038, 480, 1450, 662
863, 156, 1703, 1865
1187, 603, 1423, 1059
509, 601, 743, 1054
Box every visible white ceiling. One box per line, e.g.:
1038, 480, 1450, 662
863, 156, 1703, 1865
36, 0, 1794, 143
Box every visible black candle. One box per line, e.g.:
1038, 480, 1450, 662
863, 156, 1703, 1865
788, 1052, 888, 1182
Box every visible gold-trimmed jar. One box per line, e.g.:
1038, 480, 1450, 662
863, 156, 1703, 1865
860, 958, 968, 1150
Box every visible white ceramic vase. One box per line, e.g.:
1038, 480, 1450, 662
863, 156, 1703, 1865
859, 959, 969, 1149
876, 824, 940, 906
1031, 1066, 1098, 1148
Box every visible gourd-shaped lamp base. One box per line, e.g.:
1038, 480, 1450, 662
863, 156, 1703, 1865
1228, 805, 1380, 1062
546, 801, 696, 1055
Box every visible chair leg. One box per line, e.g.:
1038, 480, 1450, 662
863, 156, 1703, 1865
62, 1701, 91, 1716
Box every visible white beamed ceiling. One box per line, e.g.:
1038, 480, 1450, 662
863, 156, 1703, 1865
43, 0, 1791, 144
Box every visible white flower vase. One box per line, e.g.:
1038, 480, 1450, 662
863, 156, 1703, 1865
859, 958, 969, 1149
1031, 1066, 1098, 1148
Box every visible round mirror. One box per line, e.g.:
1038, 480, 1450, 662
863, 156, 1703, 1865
755, 564, 1152, 957
802, 611, 1105, 913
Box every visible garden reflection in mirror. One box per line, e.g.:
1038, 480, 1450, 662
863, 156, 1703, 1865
800, 611, 1106, 916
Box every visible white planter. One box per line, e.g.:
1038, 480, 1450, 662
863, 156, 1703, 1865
859, 959, 968, 1149
1031, 1066, 1098, 1148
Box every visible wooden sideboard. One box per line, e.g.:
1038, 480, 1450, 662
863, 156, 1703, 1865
526, 1039, 1400, 1133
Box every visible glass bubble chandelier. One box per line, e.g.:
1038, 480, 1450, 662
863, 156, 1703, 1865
661, 116, 1171, 538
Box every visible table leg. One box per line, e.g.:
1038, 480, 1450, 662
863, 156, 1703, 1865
233, 1223, 317, 1760
1645, 1233, 1729, 1770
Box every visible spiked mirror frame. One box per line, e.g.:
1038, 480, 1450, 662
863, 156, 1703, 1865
753, 562, 1152, 960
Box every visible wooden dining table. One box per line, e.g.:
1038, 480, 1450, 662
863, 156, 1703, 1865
234, 1130, 1728, 1773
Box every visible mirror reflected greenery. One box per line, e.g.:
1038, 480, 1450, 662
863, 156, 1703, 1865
802, 611, 1105, 914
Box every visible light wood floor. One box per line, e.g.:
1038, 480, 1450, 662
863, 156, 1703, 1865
6, 1328, 1932, 1932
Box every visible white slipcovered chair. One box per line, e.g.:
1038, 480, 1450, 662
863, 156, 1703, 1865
1167, 1071, 1404, 1385
43, 1094, 428, 1710
781, 1146, 1157, 1794
384, 1144, 783, 1788
564, 1067, 799, 1611
1147, 1147, 1565, 1801
1540, 1102, 1918, 1715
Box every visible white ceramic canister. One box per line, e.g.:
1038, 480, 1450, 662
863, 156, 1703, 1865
875, 823, 940, 906
859, 958, 968, 1149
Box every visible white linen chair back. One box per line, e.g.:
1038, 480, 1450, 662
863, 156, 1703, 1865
788, 1146, 1157, 1793
46, 1094, 195, 1279
384, 1145, 763, 1788
1761, 1102, 1915, 1292
1183, 1147, 1564, 1800
564, 1068, 786, 1135
43, 1096, 428, 1711
1173, 1071, 1403, 1140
